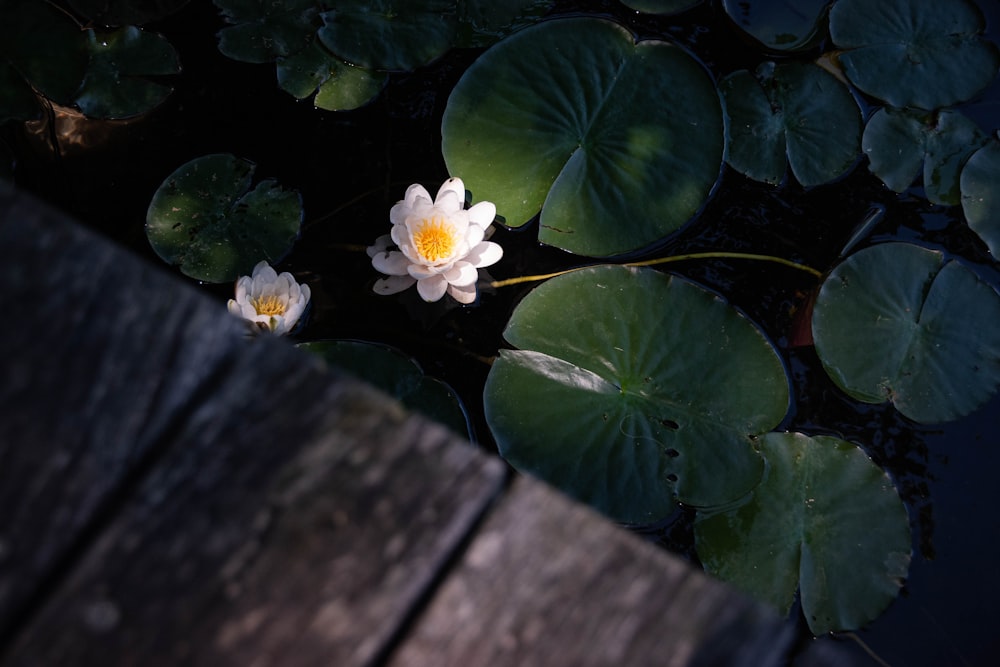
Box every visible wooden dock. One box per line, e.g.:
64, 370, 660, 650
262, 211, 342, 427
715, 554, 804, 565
0, 181, 858, 665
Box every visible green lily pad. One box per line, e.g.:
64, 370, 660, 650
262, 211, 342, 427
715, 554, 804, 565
829, 0, 1000, 109
298, 340, 471, 439
695, 432, 911, 635
721, 0, 828, 51
0, 2, 87, 107
620, 0, 702, 15
484, 265, 789, 523
277, 40, 387, 110
961, 138, 1000, 256
215, 0, 318, 64
75, 27, 180, 119
442, 17, 724, 257
318, 0, 457, 71
720, 61, 862, 187
145, 154, 303, 283
812, 242, 1000, 423
863, 107, 988, 205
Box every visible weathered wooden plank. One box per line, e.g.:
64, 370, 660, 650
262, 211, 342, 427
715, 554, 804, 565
0, 182, 507, 665
388, 475, 796, 667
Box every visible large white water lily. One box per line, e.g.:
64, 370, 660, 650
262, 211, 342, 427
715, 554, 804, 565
368, 177, 503, 304
227, 261, 311, 335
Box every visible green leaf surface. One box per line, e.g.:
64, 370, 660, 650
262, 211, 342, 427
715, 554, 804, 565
454, 0, 552, 48
812, 242, 1000, 423
443, 17, 724, 257
862, 107, 987, 205
298, 340, 471, 439
721, 0, 828, 51
75, 27, 180, 119
829, 0, 1000, 109
961, 138, 1000, 256
277, 40, 387, 110
318, 0, 457, 71
145, 154, 303, 283
695, 432, 911, 635
484, 265, 790, 522
720, 62, 861, 187
620, 0, 702, 15
215, 0, 317, 64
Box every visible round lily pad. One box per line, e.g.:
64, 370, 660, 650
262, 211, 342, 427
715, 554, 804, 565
961, 138, 1000, 257
721, 0, 828, 51
863, 107, 987, 205
695, 432, 911, 635
146, 154, 303, 283
318, 0, 457, 71
812, 242, 1000, 423
1, 2, 87, 107
484, 265, 790, 523
215, 0, 317, 64
75, 27, 180, 119
277, 40, 387, 110
829, 0, 1000, 109
298, 340, 471, 439
720, 61, 862, 187
442, 17, 724, 257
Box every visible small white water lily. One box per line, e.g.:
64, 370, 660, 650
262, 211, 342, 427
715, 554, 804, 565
227, 261, 311, 335
368, 177, 503, 304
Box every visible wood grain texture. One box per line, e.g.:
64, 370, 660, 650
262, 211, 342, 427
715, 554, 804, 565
0, 183, 506, 665
388, 474, 796, 667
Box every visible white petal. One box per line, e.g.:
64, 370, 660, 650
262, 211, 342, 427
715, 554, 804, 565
465, 241, 503, 268
389, 202, 410, 226
465, 223, 485, 248
391, 223, 410, 247
448, 282, 478, 304
366, 234, 393, 257
240, 302, 259, 320
444, 262, 478, 287
372, 250, 411, 276
403, 183, 432, 208
234, 276, 252, 302
467, 200, 496, 226
409, 263, 445, 280
299, 284, 311, 306
374, 275, 416, 295
417, 275, 448, 302
227, 299, 243, 317
253, 262, 278, 283
436, 177, 465, 207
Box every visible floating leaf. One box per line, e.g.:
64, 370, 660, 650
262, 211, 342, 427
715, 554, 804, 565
619, 0, 702, 15
696, 432, 911, 635
961, 138, 1000, 256
454, 0, 552, 48
214, 0, 318, 64
75, 27, 180, 119
812, 242, 1000, 423
0, 2, 87, 106
277, 40, 386, 110
862, 107, 987, 205
145, 154, 303, 283
721, 0, 828, 51
829, 0, 1000, 109
484, 265, 789, 523
298, 340, 471, 439
318, 0, 457, 71
720, 61, 861, 187
443, 17, 724, 257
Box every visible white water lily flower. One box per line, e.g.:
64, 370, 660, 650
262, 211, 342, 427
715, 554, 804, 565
227, 261, 311, 335
368, 177, 502, 304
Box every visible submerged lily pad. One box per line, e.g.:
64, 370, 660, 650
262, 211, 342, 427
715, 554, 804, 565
442, 17, 724, 257
298, 340, 471, 439
146, 154, 303, 283
215, 0, 318, 64
829, 0, 1000, 109
695, 432, 911, 635
75, 27, 180, 119
863, 107, 987, 205
484, 265, 789, 523
454, 0, 552, 48
720, 61, 861, 186
812, 242, 1000, 423
620, 0, 702, 15
318, 0, 457, 71
721, 0, 828, 51
961, 138, 1000, 256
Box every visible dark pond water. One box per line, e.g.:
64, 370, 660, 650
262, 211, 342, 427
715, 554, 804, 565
5, 1, 1000, 665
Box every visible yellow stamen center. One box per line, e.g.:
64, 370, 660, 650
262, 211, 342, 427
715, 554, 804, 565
251, 294, 286, 317
412, 216, 458, 262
